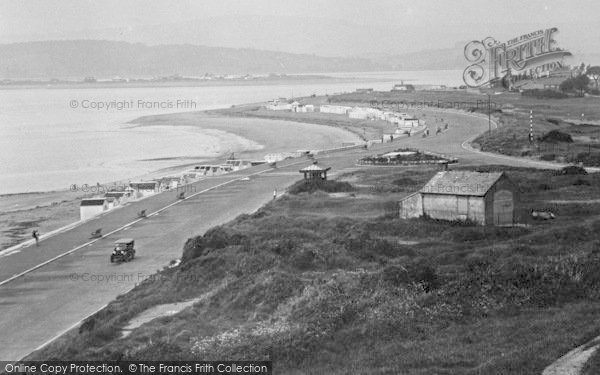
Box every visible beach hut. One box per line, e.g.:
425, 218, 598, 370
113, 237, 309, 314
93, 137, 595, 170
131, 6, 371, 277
398, 171, 519, 225
80, 198, 109, 221
129, 182, 159, 198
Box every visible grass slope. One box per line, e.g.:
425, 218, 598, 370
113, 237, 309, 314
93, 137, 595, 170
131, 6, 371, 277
29, 166, 600, 374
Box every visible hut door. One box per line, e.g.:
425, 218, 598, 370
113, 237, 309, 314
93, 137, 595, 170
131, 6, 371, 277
457, 196, 468, 221
493, 190, 513, 225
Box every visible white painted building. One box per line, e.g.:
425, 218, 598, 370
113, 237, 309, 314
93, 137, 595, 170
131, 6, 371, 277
319, 105, 351, 115
129, 182, 159, 198
266, 98, 293, 111
292, 103, 315, 113
80, 198, 109, 221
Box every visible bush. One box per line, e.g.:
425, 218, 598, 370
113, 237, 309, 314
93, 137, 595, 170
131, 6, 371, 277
521, 89, 568, 99
540, 153, 556, 161
554, 165, 587, 176
540, 130, 573, 143
573, 178, 591, 186
288, 179, 354, 194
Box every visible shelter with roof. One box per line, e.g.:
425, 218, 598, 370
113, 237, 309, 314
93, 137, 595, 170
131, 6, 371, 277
398, 171, 519, 225
299, 162, 331, 182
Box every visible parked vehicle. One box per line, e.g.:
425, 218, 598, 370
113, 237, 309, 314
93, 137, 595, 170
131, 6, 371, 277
110, 238, 136, 263
137, 210, 147, 218
531, 210, 556, 220
90, 228, 102, 239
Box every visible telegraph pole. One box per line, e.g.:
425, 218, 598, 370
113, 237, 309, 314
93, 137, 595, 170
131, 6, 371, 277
488, 94, 491, 134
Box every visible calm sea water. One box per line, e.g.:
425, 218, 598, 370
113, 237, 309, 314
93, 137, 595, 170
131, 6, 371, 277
0, 70, 463, 194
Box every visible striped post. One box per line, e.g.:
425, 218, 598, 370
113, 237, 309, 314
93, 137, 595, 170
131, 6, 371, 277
529, 110, 534, 144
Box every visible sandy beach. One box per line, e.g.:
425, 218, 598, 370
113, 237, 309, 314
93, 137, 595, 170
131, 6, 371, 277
0, 110, 362, 250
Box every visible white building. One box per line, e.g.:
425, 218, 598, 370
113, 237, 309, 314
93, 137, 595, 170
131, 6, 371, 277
265, 98, 292, 111
157, 177, 181, 191
80, 198, 109, 221
292, 103, 315, 113
348, 108, 370, 119
129, 182, 159, 198
397, 117, 420, 129
104, 191, 131, 207
319, 105, 351, 115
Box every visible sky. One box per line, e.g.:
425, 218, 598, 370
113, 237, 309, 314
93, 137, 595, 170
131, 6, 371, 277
0, 0, 598, 57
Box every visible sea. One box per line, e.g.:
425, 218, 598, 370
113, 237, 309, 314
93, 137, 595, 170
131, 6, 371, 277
0, 70, 463, 195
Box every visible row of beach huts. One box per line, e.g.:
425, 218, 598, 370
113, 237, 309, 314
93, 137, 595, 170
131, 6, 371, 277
79, 158, 265, 221
265, 99, 423, 133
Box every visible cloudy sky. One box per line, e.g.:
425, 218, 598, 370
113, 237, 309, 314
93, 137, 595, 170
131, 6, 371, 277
1, 0, 597, 56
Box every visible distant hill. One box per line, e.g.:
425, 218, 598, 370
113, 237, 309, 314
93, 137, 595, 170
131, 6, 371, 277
0, 40, 389, 80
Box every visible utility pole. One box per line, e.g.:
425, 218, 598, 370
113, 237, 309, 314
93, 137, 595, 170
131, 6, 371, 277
488, 94, 491, 134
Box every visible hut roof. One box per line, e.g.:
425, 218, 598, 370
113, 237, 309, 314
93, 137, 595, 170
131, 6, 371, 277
420, 171, 504, 196
80, 198, 106, 206
300, 164, 331, 172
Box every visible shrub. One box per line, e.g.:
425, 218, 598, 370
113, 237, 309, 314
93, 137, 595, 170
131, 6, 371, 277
521, 89, 568, 99
288, 180, 354, 194
573, 178, 591, 186
554, 165, 587, 176
540, 154, 556, 161
451, 228, 487, 242
540, 130, 573, 143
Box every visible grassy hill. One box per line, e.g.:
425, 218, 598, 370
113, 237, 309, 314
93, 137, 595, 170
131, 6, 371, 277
29, 165, 600, 374
0, 40, 387, 80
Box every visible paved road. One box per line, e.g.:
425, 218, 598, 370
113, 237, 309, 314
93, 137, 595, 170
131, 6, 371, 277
0, 109, 569, 361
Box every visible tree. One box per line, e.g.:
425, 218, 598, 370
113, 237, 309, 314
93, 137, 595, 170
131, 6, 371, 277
561, 75, 591, 96
574, 74, 590, 96
560, 78, 575, 92
588, 66, 600, 89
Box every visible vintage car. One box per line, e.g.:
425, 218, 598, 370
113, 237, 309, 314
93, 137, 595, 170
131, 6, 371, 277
110, 238, 136, 263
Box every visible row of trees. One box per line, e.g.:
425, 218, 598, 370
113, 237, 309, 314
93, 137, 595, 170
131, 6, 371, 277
559, 65, 600, 96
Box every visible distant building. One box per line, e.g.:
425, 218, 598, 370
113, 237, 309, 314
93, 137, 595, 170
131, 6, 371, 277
265, 99, 292, 111
391, 83, 415, 92
398, 171, 519, 225
225, 159, 252, 171
396, 117, 420, 130
158, 177, 181, 190
194, 165, 231, 176
80, 198, 109, 221
292, 103, 315, 113
517, 76, 566, 91
104, 191, 131, 206
129, 182, 159, 198
319, 105, 352, 115
347, 107, 383, 120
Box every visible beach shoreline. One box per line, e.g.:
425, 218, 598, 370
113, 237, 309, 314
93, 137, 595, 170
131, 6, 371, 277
1, 106, 363, 250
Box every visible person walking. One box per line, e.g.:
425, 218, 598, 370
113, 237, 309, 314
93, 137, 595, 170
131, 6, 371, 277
32, 230, 39, 246
273, 189, 277, 200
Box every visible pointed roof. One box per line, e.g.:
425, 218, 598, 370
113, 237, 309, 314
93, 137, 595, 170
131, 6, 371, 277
300, 163, 331, 173
420, 171, 505, 196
